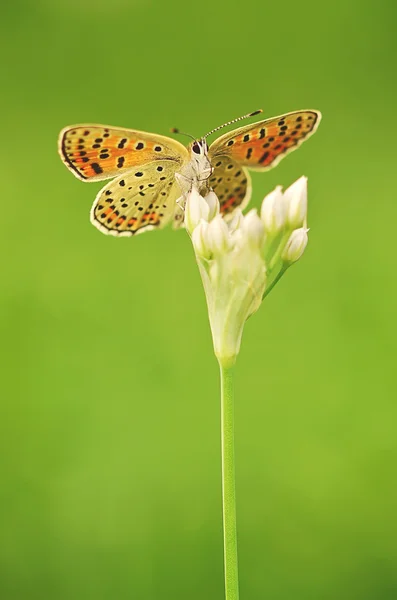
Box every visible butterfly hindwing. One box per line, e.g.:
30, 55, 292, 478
91, 160, 181, 236
209, 110, 321, 171
207, 157, 251, 216
58, 124, 189, 182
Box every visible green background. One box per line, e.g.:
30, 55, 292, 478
1, 0, 396, 598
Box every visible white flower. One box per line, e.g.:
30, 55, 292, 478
184, 187, 210, 234
282, 228, 309, 263
205, 190, 220, 220
191, 220, 211, 259
284, 176, 308, 229
185, 176, 310, 364
241, 209, 265, 248
207, 215, 231, 255
260, 186, 286, 234
228, 209, 244, 234
185, 188, 221, 234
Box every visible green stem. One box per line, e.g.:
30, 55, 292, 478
262, 264, 288, 300
219, 358, 239, 600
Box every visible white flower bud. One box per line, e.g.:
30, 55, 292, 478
205, 190, 220, 220
228, 209, 244, 234
207, 215, 231, 255
282, 228, 309, 263
260, 186, 287, 234
284, 176, 307, 229
191, 220, 211, 258
184, 188, 210, 234
242, 209, 265, 247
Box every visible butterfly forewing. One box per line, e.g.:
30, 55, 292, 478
209, 110, 321, 171
58, 124, 189, 181
91, 160, 181, 236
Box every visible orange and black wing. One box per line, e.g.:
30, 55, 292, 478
209, 110, 321, 171
58, 124, 189, 181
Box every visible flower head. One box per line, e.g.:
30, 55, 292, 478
184, 177, 309, 364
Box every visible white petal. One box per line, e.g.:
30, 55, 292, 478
184, 188, 210, 234
260, 186, 287, 234
192, 220, 211, 258
207, 215, 232, 255
282, 227, 309, 263
228, 209, 244, 234
204, 190, 220, 220
284, 176, 308, 229
242, 210, 265, 247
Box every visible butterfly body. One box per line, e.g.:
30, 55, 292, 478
58, 110, 321, 237
175, 139, 212, 194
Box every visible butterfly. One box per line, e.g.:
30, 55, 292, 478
58, 109, 321, 237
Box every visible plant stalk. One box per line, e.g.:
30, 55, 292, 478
219, 357, 239, 600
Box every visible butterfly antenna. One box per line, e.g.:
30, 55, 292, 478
171, 127, 195, 141
203, 109, 263, 139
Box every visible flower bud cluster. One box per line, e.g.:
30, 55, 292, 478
184, 176, 310, 363
186, 176, 309, 266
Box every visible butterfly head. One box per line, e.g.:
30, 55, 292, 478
189, 138, 208, 157
188, 138, 212, 181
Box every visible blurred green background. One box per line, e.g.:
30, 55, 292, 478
1, 0, 397, 598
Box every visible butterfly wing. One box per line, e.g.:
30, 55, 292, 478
208, 157, 252, 216
209, 110, 321, 171
91, 160, 182, 236
58, 124, 189, 181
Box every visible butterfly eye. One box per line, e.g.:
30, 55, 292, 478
192, 142, 201, 155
